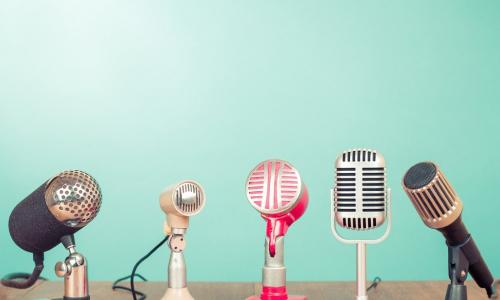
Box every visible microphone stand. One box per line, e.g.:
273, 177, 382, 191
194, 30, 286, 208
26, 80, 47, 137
445, 237, 470, 300
162, 228, 194, 300
55, 234, 89, 300
331, 189, 392, 300
247, 236, 306, 300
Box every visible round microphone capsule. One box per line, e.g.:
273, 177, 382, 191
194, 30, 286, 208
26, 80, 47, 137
402, 162, 463, 229
160, 181, 206, 217
159, 180, 206, 231
8, 170, 102, 254
245, 159, 304, 216
45, 170, 102, 228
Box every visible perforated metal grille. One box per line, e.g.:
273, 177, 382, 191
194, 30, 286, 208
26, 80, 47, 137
45, 170, 102, 228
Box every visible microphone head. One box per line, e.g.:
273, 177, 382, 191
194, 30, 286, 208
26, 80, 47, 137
246, 159, 308, 257
8, 170, 102, 254
246, 159, 305, 217
45, 170, 102, 228
402, 162, 463, 229
160, 180, 206, 230
333, 149, 387, 230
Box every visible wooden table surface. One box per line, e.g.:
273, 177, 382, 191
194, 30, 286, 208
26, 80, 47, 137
0, 280, 492, 300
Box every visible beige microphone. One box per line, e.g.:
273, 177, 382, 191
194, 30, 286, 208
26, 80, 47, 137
159, 180, 206, 300
402, 162, 495, 298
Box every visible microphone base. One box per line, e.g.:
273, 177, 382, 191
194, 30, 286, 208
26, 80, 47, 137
247, 295, 307, 300
161, 287, 194, 300
246, 296, 307, 300
247, 286, 307, 300
63, 297, 90, 300
445, 284, 467, 300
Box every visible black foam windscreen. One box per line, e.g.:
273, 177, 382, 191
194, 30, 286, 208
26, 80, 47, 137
8, 182, 80, 254
403, 162, 437, 189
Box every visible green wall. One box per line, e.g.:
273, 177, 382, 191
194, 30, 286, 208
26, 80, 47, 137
1, 1, 499, 282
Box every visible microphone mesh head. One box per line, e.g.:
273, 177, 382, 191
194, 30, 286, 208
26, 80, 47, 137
45, 170, 102, 228
173, 181, 205, 215
402, 162, 463, 229
334, 149, 386, 230
246, 159, 302, 215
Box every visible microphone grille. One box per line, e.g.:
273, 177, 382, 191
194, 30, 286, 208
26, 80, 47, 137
246, 159, 302, 215
334, 149, 386, 230
173, 181, 205, 215
45, 170, 102, 228
403, 162, 463, 229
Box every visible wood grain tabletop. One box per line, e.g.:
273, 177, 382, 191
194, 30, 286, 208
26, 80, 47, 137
0, 280, 493, 300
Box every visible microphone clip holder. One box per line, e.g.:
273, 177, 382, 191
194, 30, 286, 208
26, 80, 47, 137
445, 236, 471, 300
162, 228, 194, 300
331, 189, 392, 300
55, 234, 90, 300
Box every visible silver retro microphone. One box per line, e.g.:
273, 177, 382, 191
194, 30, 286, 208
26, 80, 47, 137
51, 171, 102, 300
331, 149, 391, 300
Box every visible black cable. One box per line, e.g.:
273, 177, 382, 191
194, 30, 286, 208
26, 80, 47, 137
113, 274, 147, 286
366, 276, 382, 292
1, 252, 44, 289
112, 274, 148, 300
128, 236, 169, 300
2, 273, 47, 282
114, 286, 147, 300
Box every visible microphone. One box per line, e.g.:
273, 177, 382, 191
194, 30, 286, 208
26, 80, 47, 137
246, 159, 308, 300
402, 162, 495, 299
331, 149, 391, 300
3, 170, 101, 300
159, 180, 206, 300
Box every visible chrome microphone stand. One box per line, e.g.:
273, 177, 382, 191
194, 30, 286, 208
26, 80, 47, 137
162, 228, 194, 300
54, 234, 90, 300
331, 189, 392, 300
262, 236, 286, 290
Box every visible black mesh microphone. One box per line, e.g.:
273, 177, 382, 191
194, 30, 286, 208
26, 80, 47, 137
3, 170, 101, 289
403, 162, 495, 298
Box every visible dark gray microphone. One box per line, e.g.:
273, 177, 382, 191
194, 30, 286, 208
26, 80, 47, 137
2, 170, 101, 299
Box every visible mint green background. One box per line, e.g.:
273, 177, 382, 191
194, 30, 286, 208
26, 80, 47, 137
1, 1, 499, 283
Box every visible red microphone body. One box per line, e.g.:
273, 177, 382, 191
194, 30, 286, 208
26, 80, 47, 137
246, 159, 308, 300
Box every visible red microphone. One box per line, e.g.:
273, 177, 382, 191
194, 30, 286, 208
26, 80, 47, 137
246, 159, 308, 300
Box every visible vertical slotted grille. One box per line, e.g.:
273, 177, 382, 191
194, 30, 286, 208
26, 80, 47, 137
334, 149, 386, 230
246, 160, 301, 214
342, 149, 377, 162
403, 169, 462, 228
174, 182, 204, 214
